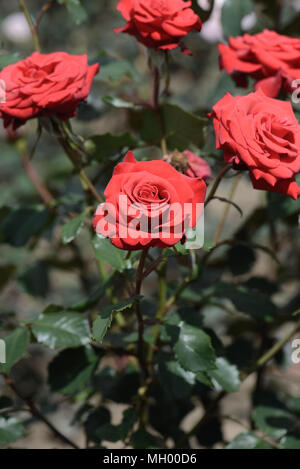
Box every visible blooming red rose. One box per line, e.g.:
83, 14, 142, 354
164, 149, 212, 179
218, 29, 300, 98
0, 52, 99, 129
210, 91, 300, 200
93, 151, 207, 250
115, 0, 202, 55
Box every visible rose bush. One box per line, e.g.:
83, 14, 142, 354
210, 90, 300, 199
0, 51, 99, 128
115, 0, 202, 54
93, 151, 207, 250
1, 0, 300, 453
218, 29, 300, 97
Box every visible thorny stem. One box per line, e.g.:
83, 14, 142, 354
204, 164, 232, 207
3, 374, 79, 449
152, 66, 167, 155
147, 256, 168, 367
135, 248, 150, 379
55, 123, 103, 203
174, 317, 300, 448
21, 153, 56, 208
213, 172, 243, 244
18, 0, 41, 52
36, 0, 56, 31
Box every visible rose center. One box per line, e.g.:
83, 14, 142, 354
134, 182, 169, 204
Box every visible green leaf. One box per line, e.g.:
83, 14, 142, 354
196, 371, 214, 388
173, 322, 216, 373
98, 60, 139, 83
131, 103, 207, 151
214, 282, 278, 322
0, 396, 13, 411
0, 53, 21, 68
0, 417, 25, 446
228, 244, 256, 276
30, 311, 90, 349
268, 190, 300, 220
92, 299, 137, 343
68, 280, 113, 312
0, 328, 30, 374
85, 133, 137, 162
84, 407, 111, 444
279, 433, 300, 449
226, 431, 271, 449
221, 0, 253, 38
130, 429, 160, 449
252, 406, 295, 439
63, 0, 87, 24
158, 353, 196, 399
0, 264, 16, 292
103, 95, 139, 109
202, 239, 216, 253
93, 236, 128, 272
118, 408, 136, 441
48, 346, 100, 395
207, 357, 240, 392
18, 261, 49, 297
0, 207, 52, 247
190, 0, 214, 22
61, 210, 89, 244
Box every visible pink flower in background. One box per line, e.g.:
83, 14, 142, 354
164, 150, 211, 180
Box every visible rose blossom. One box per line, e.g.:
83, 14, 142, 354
164, 150, 212, 179
0, 51, 99, 129
218, 30, 300, 98
210, 90, 300, 199
115, 0, 202, 55
93, 151, 207, 250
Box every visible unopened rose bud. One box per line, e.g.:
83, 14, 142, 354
164, 150, 212, 180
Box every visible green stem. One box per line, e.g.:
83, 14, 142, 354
3, 374, 79, 449
135, 248, 150, 379
18, 0, 41, 52
147, 258, 168, 366
205, 164, 232, 207
97, 259, 125, 328
253, 319, 300, 371
55, 122, 104, 203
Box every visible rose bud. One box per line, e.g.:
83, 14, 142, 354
164, 150, 212, 180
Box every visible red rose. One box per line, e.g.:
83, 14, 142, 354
210, 91, 300, 200
164, 150, 212, 179
0, 52, 99, 129
218, 29, 300, 98
115, 0, 202, 55
93, 151, 207, 250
